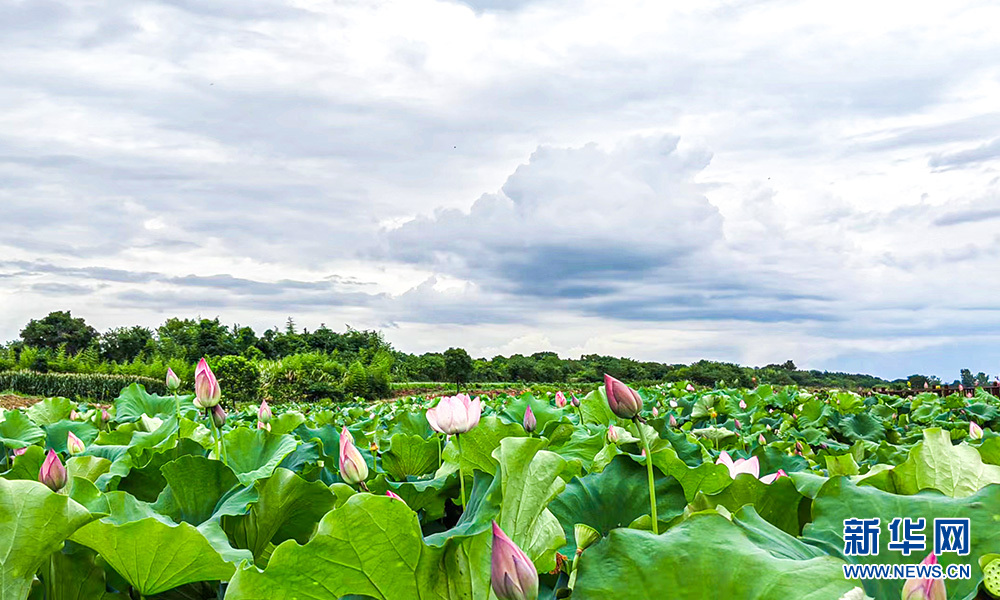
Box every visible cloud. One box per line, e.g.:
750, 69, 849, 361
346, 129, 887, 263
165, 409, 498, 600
930, 138, 1000, 169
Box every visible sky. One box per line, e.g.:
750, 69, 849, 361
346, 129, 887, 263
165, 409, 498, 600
1, 0, 1000, 380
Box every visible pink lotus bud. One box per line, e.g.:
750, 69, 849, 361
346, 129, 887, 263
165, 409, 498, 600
924, 382, 929, 389
795, 441, 804, 452
734, 419, 742, 429
570, 394, 580, 408
669, 400, 678, 408
970, 421, 984, 441
165, 367, 181, 391
491, 521, 538, 600
523, 405, 537, 433
760, 469, 788, 484
339, 426, 368, 485
13, 446, 28, 456
959, 384, 964, 391
607, 425, 619, 443
66, 432, 85, 456
69, 410, 80, 420
758, 434, 766, 445
669, 414, 678, 428
967, 392, 973, 398
641, 448, 647, 458
258, 399, 272, 424
426, 394, 482, 435
605, 374, 642, 419
193, 358, 221, 409
39, 449, 66, 491
739, 399, 747, 410
211, 404, 227, 428
652, 406, 659, 417
101, 409, 110, 422
555, 391, 567, 408
901, 553, 946, 600
686, 383, 695, 392
386, 490, 405, 503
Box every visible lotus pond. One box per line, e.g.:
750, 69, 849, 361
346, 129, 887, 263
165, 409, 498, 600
3, 367, 1000, 599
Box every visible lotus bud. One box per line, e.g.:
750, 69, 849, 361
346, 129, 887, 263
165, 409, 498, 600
491, 521, 539, 600
69, 410, 80, 421
386, 490, 405, 503
734, 419, 742, 429
339, 426, 369, 485
257, 420, 271, 431
795, 441, 804, 452
570, 394, 580, 408
669, 414, 678, 427
66, 432, 85, 456
970, 421, 984, 441
165, 367, 181, 391
211, 404, 227, 428
426, 394, 482, 435
574, 523, 601, 553
101, 408, 110, 422
258, 399, 272, 424
686, 383, 695, 392
555, 391, 567, 408
959, 384, 964, 391
901, 553, 946, 600
13, 446, 27, 456
669, 400, 678, 408
523, 405, 537, 433
607, 425, 619, 443
605, 374, 642, 419
39, 449, 66, 491
193, 358, 221, 409
652, 406, 659, 417
758, 434, 766, 445
739, 399, 747, 409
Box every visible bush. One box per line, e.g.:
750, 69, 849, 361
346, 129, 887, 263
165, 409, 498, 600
212, 355, 261, 405
0, 370, 166, 401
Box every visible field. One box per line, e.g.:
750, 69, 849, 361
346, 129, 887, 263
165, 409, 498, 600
2, 367, 1000, 599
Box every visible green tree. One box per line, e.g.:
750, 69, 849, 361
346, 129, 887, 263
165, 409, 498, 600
20, 311, 97, 354
99, 326, 153, 363
213, 355, 261, 405
443, 347, 473, 392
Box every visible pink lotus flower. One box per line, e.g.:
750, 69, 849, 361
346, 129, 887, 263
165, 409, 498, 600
739, 399, 747, 409
523, 405, 537, 433
555, 391, 567, 408
69, 410, 80, 421
686, 383, 695, 392
491, 521, 538, 600
652, 406, 659, 417
258, 399, 272, 424
13, 446, 28, 456
970, 421, 984, 441
386, 490, 405, 503
716, 451, 760, 479
605, 374, 642, 419
165, 367, 181, 391
39, 449, 66, 491
66, 432, 85, 456
339, 426, 368, 485
758, 434, 766, 445
426, 394, 482, 435
101, 409, 110, 422
901, 553, 946, 600
759, 469, 788, 484
193, 358, 221, 409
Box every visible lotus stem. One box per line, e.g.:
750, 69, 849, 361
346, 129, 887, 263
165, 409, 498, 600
455, 433, 466, 509
634, 417, 659, 534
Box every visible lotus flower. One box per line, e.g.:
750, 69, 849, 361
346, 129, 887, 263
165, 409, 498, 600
39, 449, 66, 491
605, 374, 642, 419
66, 432, 85, 456
686, 383, 695, 392
669, 400, 678, 408
101, 408, 110, 422
426, 394, 482, 435
211, 404, 227, 428
739, 399, 747, 409
258, 399, 272, 424
555, 391, 567, 408
339, 426, 368, 485
13, 446, 28, 456
652, 406, 659, 417
193, 358, 221, 409
607, 425, 619, 443
759, 469, 788, 484
758, 434, 766, 445
970, 421, 984, 441
669, 414, 678, 427
570, 395, 580, 408
165, 367, 181, 391
386, 490, 405, 503
491, 521, 538, 600
901, 553, 946, 600
734, 419, 742, 429
523, 405, 536, 433
716, 451, 760, 479
69, 410, 80, 421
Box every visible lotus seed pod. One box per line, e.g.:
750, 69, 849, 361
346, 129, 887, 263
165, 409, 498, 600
984, 558, 1000, 597
574, 524, 601, 552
